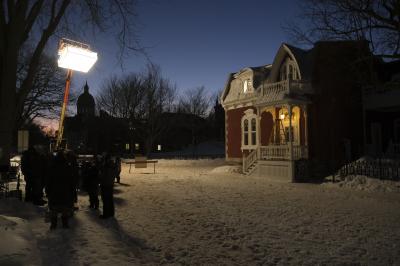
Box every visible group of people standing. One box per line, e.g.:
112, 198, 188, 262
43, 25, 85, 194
21, 146, 121, 230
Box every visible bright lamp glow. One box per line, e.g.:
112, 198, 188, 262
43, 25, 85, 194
58, 42, 97, 73
280, 114, 285, 120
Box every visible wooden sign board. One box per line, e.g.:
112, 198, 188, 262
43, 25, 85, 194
135, 155, 147, 168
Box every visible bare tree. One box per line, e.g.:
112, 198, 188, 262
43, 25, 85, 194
97, 74, 144, 119
178, 86, 211, 152
97, 64, 176, 155
285, 0, 400, 59
17, 53, 72, 128
139, 64, 176, 155
0, 0, 140, 164
178, 86, 211, 117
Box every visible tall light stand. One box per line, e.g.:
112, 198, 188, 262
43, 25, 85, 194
56, 69, 73, 150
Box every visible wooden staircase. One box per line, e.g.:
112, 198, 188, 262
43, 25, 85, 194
243, 149, 258, 175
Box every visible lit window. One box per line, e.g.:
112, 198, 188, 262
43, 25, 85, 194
284, 126, 294, 142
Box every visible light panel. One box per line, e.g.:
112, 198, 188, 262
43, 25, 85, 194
58, 45, 97, 73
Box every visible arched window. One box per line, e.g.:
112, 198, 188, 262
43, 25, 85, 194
241, 109, 258, 149
280, 66, 286, 81
243, 119, 249, 145
243, 79, 252, 93
251, 118, 257, 145
289, 65, 293, 80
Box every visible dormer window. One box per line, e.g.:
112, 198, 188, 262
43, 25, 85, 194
243, 79, 252, 93
279, 58, 300, 81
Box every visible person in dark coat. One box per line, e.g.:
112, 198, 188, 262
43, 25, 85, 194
21, 146, 35, 202
115, 156, 121, 183
65, 151, 79, 210
46, 151, 75, 229
99, 154, 116, 219
87, 160, 100, 209
21, 146, 45, 205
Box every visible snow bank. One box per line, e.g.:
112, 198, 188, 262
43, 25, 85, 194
210, 165, 241, 174
324, 175, 400, 193
0, 214, 41, 265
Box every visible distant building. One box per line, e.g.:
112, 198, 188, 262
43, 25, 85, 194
64, 82, 130, 154
221, 41, 400, 181
64, 83, 225, 156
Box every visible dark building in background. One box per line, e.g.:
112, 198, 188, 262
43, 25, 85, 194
64, 83, 130, 154
64, 83, 226, 156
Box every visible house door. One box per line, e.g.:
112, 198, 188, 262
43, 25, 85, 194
371, 123, 382, 155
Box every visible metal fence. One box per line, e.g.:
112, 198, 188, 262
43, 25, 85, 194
339, 159, 400, 181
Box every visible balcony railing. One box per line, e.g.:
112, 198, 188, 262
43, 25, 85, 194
257, 79, 312, 104
259, 145, 308, 160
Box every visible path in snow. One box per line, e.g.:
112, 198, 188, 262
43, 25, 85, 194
1, 159, 400, 265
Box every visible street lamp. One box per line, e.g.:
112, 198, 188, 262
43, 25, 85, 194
55, 38, 97, 150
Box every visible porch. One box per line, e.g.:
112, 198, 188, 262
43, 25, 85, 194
241, 102, 310, 181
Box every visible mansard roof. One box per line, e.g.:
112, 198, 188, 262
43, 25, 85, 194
221, 65, 272, 102
221, 40, 371, 105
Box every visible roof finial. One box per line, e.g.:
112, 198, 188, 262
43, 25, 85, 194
84, 81, 89, 93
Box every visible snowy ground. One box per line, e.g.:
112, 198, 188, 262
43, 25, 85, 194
1, 159, 400, 265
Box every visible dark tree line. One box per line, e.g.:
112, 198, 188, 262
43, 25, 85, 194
96, 65, 224, 155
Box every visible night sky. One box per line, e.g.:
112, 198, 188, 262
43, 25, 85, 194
72, 0, 300, 99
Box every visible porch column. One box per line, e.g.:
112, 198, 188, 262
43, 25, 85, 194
288, 105, 295, 182
257, 107, 261, 157
303, 105, 309, 158
288, 105, 294, 160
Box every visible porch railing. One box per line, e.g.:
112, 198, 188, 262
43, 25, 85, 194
243, 148, 258, 173
259, 145, 308, 160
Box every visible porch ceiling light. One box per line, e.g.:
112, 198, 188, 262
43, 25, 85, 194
57, 39, 97, 73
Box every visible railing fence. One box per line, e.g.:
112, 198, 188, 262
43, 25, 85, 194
339, 159, 400, 181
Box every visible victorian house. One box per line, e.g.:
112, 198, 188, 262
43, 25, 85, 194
221, 41, 375, 181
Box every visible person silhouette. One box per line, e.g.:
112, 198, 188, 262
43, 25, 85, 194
99, 153, 115, 219
46, 151, 75, 229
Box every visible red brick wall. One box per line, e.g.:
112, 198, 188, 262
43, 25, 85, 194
226, 107, 256, 159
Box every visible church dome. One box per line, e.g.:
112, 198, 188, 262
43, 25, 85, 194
77, 82, 95, 117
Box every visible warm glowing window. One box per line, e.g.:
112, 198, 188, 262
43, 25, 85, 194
284, 126, 294, 142
243, 79, 252, 93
